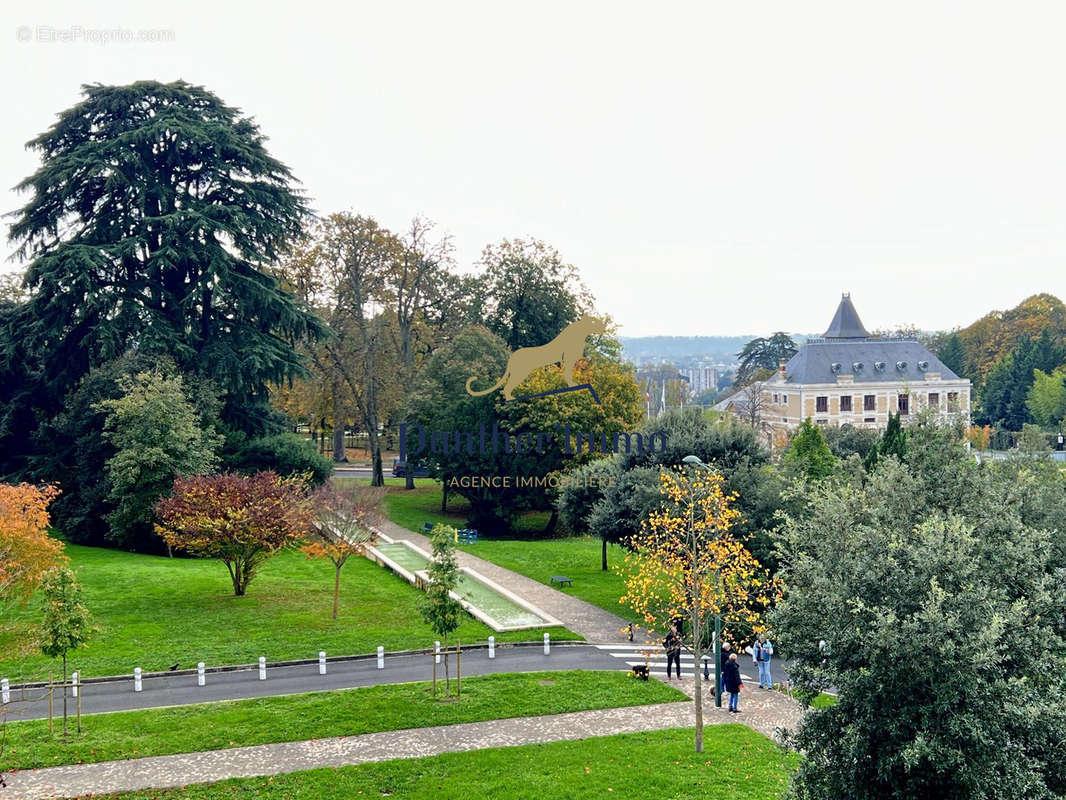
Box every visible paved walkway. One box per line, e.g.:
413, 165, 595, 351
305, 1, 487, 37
378, 519, 637, 642
0, 686, 804, 800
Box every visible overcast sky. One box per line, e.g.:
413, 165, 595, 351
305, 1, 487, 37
2, 1, 1064, 336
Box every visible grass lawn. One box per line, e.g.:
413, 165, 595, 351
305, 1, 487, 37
96, 726, 799, 799
339, 477, 554, 536
810, 692, 838, 709
362, 480, 630, 617
1, 670, 685, 771
0, 542, 578, 683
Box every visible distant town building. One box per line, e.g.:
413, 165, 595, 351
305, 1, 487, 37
678, 366, 718, 396
757, 294, 970, 432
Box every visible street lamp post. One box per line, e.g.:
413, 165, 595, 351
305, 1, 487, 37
682, 455, 722, 708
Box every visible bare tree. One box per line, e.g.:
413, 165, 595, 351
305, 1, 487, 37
734, 381, 767, 428
388, 218, 453, 489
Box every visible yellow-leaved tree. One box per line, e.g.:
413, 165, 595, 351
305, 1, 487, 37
620, 467, 776, 752
0, 483, 65, 609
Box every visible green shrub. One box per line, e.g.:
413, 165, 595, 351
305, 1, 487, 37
230, 433, 331, 485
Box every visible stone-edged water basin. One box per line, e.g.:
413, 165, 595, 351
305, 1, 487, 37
366, 537, 562, 632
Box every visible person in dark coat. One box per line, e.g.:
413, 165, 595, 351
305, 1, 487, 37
722, 652, 743, 712
663, 624, 682, 679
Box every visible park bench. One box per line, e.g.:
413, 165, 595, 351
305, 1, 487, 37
457, 528, 478, 544
422, 522, 435, 534
550, 575, 573, 588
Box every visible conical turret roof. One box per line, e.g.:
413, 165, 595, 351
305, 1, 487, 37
823, 293, 870, 339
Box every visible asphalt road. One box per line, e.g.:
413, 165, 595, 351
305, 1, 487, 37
1, 644, 617, 722
1, 643, 790, 722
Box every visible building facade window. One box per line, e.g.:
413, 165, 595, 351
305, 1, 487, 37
947, 391, 959, 410
773, 393, 779, 403
898, 394, 910, 415
840, 395, 852, 412
928, 392, 939, 406
816, 396, 828, 413
864, 394, 875, 411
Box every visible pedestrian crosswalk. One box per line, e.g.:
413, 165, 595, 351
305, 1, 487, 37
593, 644, 759, 683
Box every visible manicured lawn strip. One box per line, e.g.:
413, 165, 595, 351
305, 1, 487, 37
2, 671, 686, 771
97, 726, 799, 799
366, 480, 631, 617
0, 544, 579, 683
810, 692, 838, 709
362, 480, 553, 536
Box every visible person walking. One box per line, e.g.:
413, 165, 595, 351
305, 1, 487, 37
664, 624, 682, 680
753, 634, 774, 689
723, 652, 742, 712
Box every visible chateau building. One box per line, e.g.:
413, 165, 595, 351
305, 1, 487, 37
762, 294, 970, 432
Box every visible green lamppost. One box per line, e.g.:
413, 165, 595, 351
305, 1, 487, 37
682, 454, 722, 708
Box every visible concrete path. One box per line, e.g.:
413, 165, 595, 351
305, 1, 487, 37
378, 519, 636, 642
0, 686, 804, 800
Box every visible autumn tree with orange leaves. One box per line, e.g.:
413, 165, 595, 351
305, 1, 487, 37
302, 483, 384, 619
155, 472, 311, 596
620, 467, 776, 753
0, 483, 65, 608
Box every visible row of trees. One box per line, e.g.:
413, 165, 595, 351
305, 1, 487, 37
274, 216, 612, 492
1, 80, 637, 549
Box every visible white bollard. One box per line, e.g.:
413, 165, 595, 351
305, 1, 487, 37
435, 641, 441, 664
72, 671, 79, 698
1, 678, 9, 704
197, 662, 206, 687
134, 667, 142, 692
543, 632, 550, 655
488, 636, 495, 659
377, 646, 384, 669
319, 651, 327, 675
258, 656, 267, 680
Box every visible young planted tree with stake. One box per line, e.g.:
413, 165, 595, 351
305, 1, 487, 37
39, 567, 95, 736
420, 525, 464, 697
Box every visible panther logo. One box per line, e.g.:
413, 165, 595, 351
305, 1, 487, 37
465, 315, 607, 401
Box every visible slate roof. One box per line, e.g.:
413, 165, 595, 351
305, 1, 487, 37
823, 293, 870, 338
779, 339, 961, 385
775, 294, 963, 385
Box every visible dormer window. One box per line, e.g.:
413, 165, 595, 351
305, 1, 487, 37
831, 362, 842, 373
852, 362, 864, 372
896, 361, 907, 371
875, 361, 886, 372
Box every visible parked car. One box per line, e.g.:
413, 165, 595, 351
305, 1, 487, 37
391, 459, 430, 478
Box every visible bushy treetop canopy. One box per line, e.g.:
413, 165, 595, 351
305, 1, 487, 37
8, 80, 323, 414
